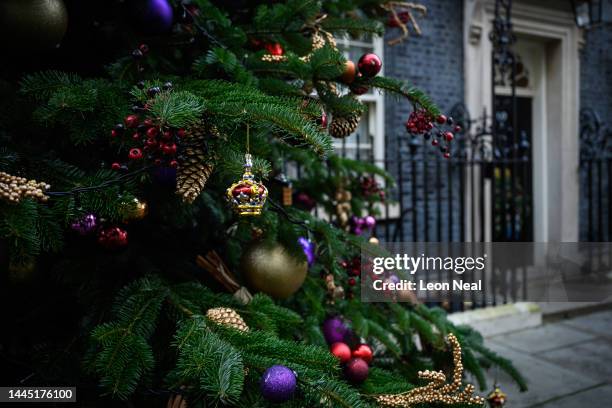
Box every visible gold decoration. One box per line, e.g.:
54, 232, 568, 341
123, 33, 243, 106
122, 197, 148, 221
324, 273, 345, 303
375, 333, 485, 407
241, 241, 308, 299
262, 24, 337, 63
0, 171, 50, 203
335, 188, 352, 228
329, 112, 361, 139
226, 154, 268, 216
382, 2, 428, 46
206, 307, 249, 332
176, 122, 217, 203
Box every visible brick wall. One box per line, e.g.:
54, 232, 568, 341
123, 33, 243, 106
382, 0, 464, 241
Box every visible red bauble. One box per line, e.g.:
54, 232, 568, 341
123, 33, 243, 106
170, 159, 178, 168
454, 125, 462, 133
265, 42, 284, 56
330, 342, 352, 363
124, 114, 139, 128
348, 277, 357, 286
344, 358, 369, 383
352, 344, 373, 363
111, 129, 119, 138
98, 227, 128, 249
177, 128, 186, 138
432, 139, 439, 146
444, 131, 454, 142
129, 148, 143, 160
146, 127, 159, 138
357, 53, 382, 78
436, 114, 447, 124
111, 162, 121, 170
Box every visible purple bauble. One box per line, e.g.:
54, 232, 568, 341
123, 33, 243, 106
71, 213, 98, 235
260, 365, 297, 403
137, 0, 174, 33
298, 237, 315, 266
364, 215, 376, 229
322, 316, 348, 344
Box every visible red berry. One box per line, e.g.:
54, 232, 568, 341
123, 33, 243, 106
132, 132, 140, 140
348, 277, 357, 286
146, 138, 158, 149
143, 118, 154, 127
146, 127, 159, 138
138, 43, 149, 54
111, 162, 121, 170
154, 158, 162, 166
124, 114, 139, 128
454, 125, 462, 133
432, 139, 439, 146
128, 148, 143, 160
162, 143, 177, 155
330, 342, 352, 363
265, 42, 284, 56
444, 131, 454, 142
111, 129, 118, 138
444, 152, 451, 159
162, 131, 173, 140
340, 260, 348, 269
436, 114, 447, 124
177, 128, 186, 138
169, 160, 178, 168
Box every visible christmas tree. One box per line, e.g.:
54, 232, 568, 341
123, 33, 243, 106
0, 0, 526, 406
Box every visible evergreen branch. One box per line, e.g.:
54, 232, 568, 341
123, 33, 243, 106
369, 76, 441, 116
149, 91, 206, 129
19, 71, 82, 100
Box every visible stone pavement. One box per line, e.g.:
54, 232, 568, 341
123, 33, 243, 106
481, 309, 612, 407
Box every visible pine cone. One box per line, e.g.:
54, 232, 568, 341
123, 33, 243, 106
329, 113, 361, 138
176, 123, 217, 203
206, 307, 249, 332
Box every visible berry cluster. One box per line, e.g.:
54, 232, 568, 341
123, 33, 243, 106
110, 84, 184, 171
405, 110, 462, 159
360, 176, 385, 201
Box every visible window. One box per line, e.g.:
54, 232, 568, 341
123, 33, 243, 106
335, 36, 385, 167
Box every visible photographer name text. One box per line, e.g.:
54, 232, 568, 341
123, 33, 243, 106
372, 279, 482, 291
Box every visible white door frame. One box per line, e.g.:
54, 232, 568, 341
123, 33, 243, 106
463, 0, 582, 242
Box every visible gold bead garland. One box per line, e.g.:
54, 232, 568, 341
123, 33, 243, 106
0, 171, 50, 203
375, 333, 485, 407
261, 29, 337, 63
205, 307, 249, 332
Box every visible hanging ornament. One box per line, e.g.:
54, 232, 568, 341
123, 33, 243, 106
0, 172, 50, 203
206, 307, 249, 332
340, 60, 357, 84
329, 112, 361, 138
375, 334, 485, 407
357, 53, 382, 78
322, 316, 349, 344
226, 125, 268, 216
368, 236, 380, 245
330, 342, 352, 363
0, 0, 68, 53
344, 358, 369, 383
131, 0, 174, 34
241, 241, 307, 299
487, 386, 507, 407
352, 344, 373, 363
97, 227, 128, 249
176, 122, 217, 204
298, 237, 315, 266
70, 213, 98, 235
260, 365, 297, 403
324, 273, 345, 302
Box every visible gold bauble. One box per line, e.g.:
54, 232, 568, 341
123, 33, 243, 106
0, 0, 68, 53
241, 242, 308, 299
122, 198, 148, 221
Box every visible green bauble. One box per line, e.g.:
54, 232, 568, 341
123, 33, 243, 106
242, 242, 308, 299
0, 0, 68, 52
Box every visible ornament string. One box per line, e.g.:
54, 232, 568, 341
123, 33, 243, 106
45, 166, 151, 197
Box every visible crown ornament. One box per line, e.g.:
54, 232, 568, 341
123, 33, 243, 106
226, 153, 268, 216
